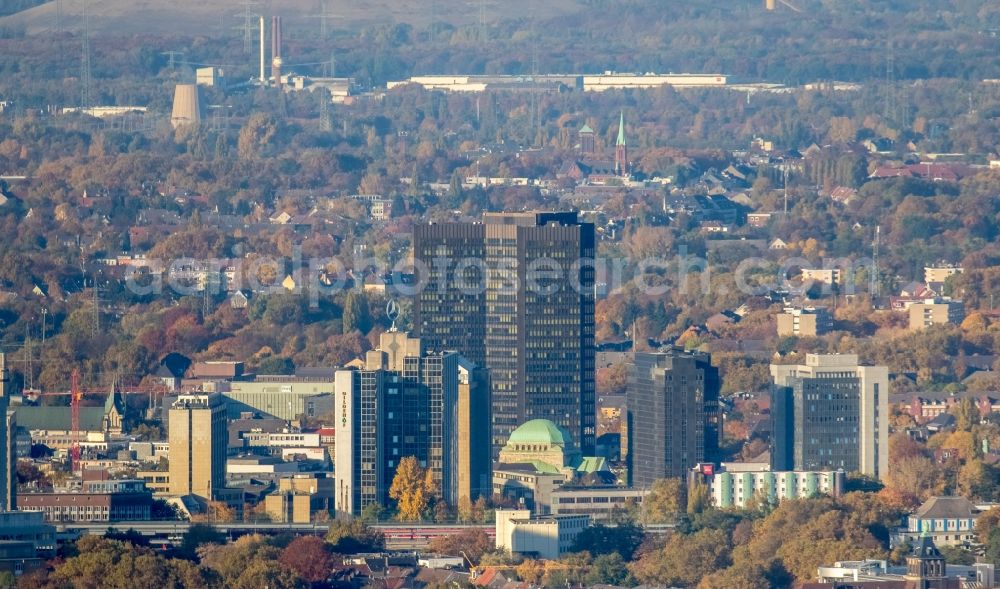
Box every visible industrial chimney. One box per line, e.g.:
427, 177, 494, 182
170, 84, 202, 129
271, 16, 283, 89
259, 16, 266, 84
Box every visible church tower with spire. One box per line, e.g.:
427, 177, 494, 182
614, 111, 628, 178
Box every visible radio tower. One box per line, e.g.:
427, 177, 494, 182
55, 0, 64, 53
91, 278, 101, 337
318, 0, 329, 37
478, 0, 487, 44
883, 41, 896, 126
528, 8, 539, 136
242, 0, 254, 54
319, 90, 333, 132
80, 0, 93, 108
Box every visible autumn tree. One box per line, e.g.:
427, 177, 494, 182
977, 506, 1000, 544
883, 455, 944, 501
687, 482, 711, 515
569, 522, 644, 560
278, 536, 334, 584
596, 362, 629, 395
515, 559, 545, 584
697, 564, 773, 589
191, 501, 236, 524
359, 502, 388, 523
198, 534, 304, 589
586, 552, 632, 586
326, 518, 384, 553
342, 290, 373, 335
729, 496, 890, 584
427, 529, 494, 564
641, 478, 686, 523
389, 456, 438, 521
176, 524, 227, 560
237, 112, 280, 160
47, 536, 220, 589
629, 528, 731, 587
953, 397, 981, 432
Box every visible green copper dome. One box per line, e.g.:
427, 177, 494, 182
507, 419, 574, 448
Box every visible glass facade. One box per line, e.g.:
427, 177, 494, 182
414, 213, 596, 459
627, 350, 719, 488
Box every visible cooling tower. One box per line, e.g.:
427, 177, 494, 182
170, 84, 202, 129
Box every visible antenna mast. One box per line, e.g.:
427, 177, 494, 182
241, 0, 255, 54
884, 41, 896, 126
479, 0, 487, 45
782, 166, 789, 214
80, 0, 93, 108
91, 278, 101, 337
870, 225, 880, 301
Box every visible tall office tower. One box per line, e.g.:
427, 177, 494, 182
334, 332, 488, 516
413, 212, 596, 459
627, 349, 720, 488
0, 354, 14, 511
770, 354, 889, 479
168, 393, 228, 501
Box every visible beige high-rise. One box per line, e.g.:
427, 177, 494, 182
168, 393, 227, 501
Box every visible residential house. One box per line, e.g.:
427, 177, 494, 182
896, 496, 981, 547
829, 186, 858, 205
229, 290, 250, 310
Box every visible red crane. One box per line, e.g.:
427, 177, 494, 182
26, 369, 85, 473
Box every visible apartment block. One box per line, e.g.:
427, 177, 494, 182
776, 306, 832, 337
908, 299, 965, 331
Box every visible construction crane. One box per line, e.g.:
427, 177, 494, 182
71, 370, 81, 473
27, 369, 84, 473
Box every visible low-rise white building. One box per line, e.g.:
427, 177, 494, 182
495, 509, 589, 560
690, 464, 844, 509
